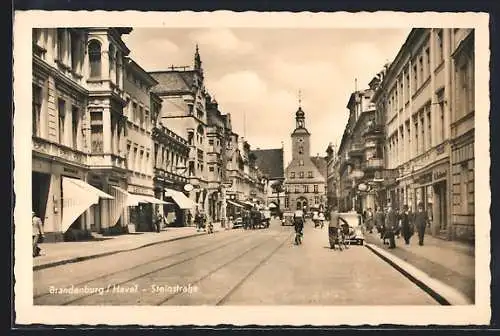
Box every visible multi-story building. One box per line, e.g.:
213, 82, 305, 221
325, 143, 339, 210
150, 46, 209, 213
32, 27, 133, 241
151, 91, 193, 227
336, 88, 378, 212
205, 95, 233, 222
284, 103, 327, 212
122, 57, 167, 232
371, 28, 473, 241
449, 29, 475, 242
251, 147, 285, 209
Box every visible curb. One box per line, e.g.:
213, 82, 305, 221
365, 243, 472, 305
33, 229, 223, 271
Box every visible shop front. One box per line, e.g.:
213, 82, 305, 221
32, 153, 117, 242
126, 184, 168, 232
164, 188, 197, 227
411, 162, 450, 239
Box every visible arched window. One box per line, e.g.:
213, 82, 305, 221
88, 40, 102, 78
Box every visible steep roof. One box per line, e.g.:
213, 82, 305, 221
251, 148, 284, 180
149, 71, 195, 94
310, 156, 328, 179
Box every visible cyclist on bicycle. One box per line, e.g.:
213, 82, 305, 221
293, 209, 305, 244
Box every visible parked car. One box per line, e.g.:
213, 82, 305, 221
281, 211, 295, 226
336, 212, 365, 245
232, 216, 243, 229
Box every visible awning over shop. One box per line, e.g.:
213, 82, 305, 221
164, 188, 197, 209
61, 177, 114, 233
137, 194, 171, 205
227, 199, 244, 208
242, 201, 255, 208
109, 186, 128, 227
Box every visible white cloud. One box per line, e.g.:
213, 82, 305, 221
126, 38, 181, 71
208, 71, 268, 104
189, 28, 255, 55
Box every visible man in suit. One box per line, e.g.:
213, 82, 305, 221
414, 202, 430, 246
32, 211, 44, 257
385, 204, 398, 249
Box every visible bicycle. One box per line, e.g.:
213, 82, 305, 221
295, 230, 303, 245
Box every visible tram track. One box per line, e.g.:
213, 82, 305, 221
52, 230, 283, 305
158, 230, 293, 306
34, 232, 255, 304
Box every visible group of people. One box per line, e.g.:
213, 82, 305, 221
242, 206, 270, 230
372, 202, 431, 249
312, 211, 326, 229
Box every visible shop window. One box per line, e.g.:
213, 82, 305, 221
32, 84, 42, 137
88, 40, 102, 78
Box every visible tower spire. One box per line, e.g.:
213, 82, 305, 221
298, 89, 302, 107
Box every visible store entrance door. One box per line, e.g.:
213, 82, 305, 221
32, 172, 50, 220
434, 180, 448, 236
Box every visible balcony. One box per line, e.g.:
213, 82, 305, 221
364, 139, 377, 149
90, 153, 127, 171
33, 137, 89, 166
348, 142, 364, 157
363, 158, 384, 172
363, 123, 385, 139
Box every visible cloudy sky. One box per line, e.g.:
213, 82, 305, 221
122, 28, 410, 165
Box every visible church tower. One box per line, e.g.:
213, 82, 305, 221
291, 94, 311, 160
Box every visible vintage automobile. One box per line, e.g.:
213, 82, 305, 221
231, 216, 244, 229
281, 211, 295, 226
330, 211, 365, 246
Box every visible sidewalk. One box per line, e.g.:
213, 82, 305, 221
34, 222, 226, 271
365, 230, 475, 302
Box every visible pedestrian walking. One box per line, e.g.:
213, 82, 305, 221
374, 206, 385, 239
414, 202, 430, 246
400, 205, 413, 245
154, 209, 164, 233
365, 207, 374, 233
32, 211, 44, 257
318, 211, 325, 229
385, 204, 398, 249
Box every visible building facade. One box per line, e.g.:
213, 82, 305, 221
122, 58, 162, 232
284, 103, 327, 212
336, 88, 379, 213
32, 27, 134, 241
151, 98, 191, 227
371, 28, 474, 241
449, 29, 475, 242
150, 46, 210, 214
